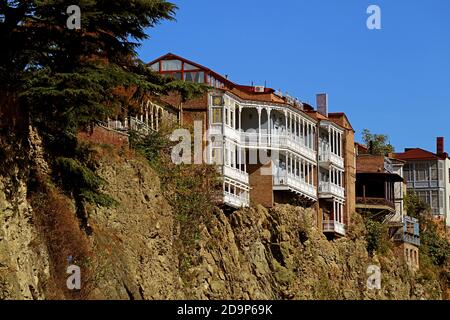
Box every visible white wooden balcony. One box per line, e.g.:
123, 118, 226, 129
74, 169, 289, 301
223, 166, 249, 185
286, 135, 316, 161
273, 173, 317, 200
319, 149, 344, 169
323, 220, 346, 236
240, 132, 316, 161
318, 181, 345, 199
224, 191, 250, 208
224, 125, 240, 142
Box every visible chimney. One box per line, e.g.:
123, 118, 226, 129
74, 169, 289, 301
437, 137, 444, 155
316, 93, 328, 117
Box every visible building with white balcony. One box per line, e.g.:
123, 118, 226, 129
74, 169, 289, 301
207, 90, 319, 208
147, 53, 356, 237
394, 137, 450, 227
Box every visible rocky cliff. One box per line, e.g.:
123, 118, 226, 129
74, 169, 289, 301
0, 133, 445, 300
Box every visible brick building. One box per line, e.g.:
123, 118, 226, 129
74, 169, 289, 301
355, 146, 420, 269
147, 53, 356, 238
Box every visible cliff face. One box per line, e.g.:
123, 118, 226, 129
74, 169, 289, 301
0, 134, 445, 300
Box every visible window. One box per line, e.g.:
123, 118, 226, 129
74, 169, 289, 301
417, 191, 429, 205
404, 163, 412, 182
162, 72, 182, 80
438, 161, 444, 182
184, 63, 198, 71
149, 62, 159, 71
224, 107, 229, 126
230, 108, 234, 128
212, 96, 223, 106
211, 107, 222, 124
416, 162, 429, 181
230, 147, 236, 168
161, 60, 182, 71
431, 162, 438, 180
431, 190, 439, 209
184, 71, 205, 83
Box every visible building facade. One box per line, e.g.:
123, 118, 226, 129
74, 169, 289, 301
148, 53, 356, 237
355, 147, 420, 269
394, 138, 450, 227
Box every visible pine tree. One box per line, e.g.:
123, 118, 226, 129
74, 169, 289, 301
0, 1, 205, 211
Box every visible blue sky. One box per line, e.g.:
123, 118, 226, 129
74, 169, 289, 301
137, 0, 450, 153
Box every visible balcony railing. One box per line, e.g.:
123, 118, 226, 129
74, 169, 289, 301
273, 173, 317, 199
105, 116, 154, 136
318, 181, 345, 199
239, 132, 316, 161
224, 125, 241, 142
407, 180, 443, 188
356, 197, 395, 210
319, 149, 344, 168
394, 232, 420, 246
323, 220, 346, 236
224, 191, 249, 208
223, 166, 249, 185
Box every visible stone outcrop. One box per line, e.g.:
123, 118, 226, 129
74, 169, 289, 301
0, 136, 445, 299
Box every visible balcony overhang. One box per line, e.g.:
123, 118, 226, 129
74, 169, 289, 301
357, 172, 404, 183
355, 197, 396, 214
323, 220, 346, 236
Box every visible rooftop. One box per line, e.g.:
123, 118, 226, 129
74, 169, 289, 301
393, 148, 448, 161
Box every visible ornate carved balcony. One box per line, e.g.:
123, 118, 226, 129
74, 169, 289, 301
223, 191, 249, 209
223, 166, 249, 185
319, 149, 344, 169
273, 173, 317, 200
318, 181, 345, 199
356, 197, 396, 213
323, 220, 346, 236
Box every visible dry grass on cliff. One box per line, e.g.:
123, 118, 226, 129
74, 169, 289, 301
29, 178, 96, 300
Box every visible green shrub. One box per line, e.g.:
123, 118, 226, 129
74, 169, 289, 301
365, 219, 390, 256
54, 157, 117, 208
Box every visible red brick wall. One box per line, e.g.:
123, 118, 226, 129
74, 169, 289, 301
77, 126, 129, 148
160, 92, 209, 111
357, 155, 385, 173
248, 161, 273, 208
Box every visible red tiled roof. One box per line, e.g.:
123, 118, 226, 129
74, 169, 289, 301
148, 52, 234, 86
393, 148, 444, 161
148, 53, 353, 126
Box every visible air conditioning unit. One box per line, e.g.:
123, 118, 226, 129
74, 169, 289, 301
254, 86, 265, 93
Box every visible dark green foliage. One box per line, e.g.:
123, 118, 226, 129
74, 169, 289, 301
421, 231, 450, 267
365, 218, 390, 255
361, 129, 395, 155
0, 1, 206, 214
404, 192, 449, 295
54, 157, 117, 207
404, 192, 430, 219
1, 0, 177, 86
129, 129, 172, 165
405, 192, 450, 267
